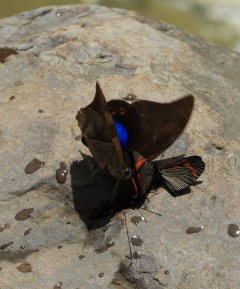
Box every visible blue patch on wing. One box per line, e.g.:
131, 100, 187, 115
114, 120, 129, 148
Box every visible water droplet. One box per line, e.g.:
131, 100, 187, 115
0, 224, 10, 233
53, 281, 63, 289
132, 251, 142, 259
185, 226, 203, 234
56, 162, 68, 183
17, 262, 32, 273
79, 255, 85, 260
24, 159, 45, 174
122, 94, 137, 101
15, 208, 34, 221
164, 270, 170, 275
56, 10, 63, 17
130, 235, 144, 246
130, 215, 145, 226
99, 272, 104, 278
95, 241, 115, 254
228, 224, 240, 238
24, 228, 31, 236
74, 135, 81, 141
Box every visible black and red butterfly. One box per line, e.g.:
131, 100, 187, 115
130, 151, 205, 198
76, 82, 205, 202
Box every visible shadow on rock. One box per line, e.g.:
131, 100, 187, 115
70, 154, 146, 230
70, 153, 197, 230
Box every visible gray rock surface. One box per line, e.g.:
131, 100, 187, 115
0, 4, 239, 289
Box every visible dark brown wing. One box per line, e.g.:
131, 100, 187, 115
107, 95, 194, 160
76, 82, 117, 142
76, 82, 128, 178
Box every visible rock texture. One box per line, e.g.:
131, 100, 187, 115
0, 4, 239, 289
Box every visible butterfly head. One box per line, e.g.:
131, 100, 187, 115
108, 100, 130, 121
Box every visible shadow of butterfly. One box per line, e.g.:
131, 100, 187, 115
76, 82, 204, 202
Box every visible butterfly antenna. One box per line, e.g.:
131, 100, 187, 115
124, 211, 133, 260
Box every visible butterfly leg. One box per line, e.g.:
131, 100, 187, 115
110, 177, 122, 203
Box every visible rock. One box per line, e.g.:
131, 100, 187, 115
0, 4, 239, 289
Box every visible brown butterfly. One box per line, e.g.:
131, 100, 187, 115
76, 82, 203, 199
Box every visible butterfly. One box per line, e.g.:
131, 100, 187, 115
76, 82, 205, 201
130, 151, 205, 198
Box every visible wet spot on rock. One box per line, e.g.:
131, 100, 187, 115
38, 109, 44, 113
0, 241, 14, 250
130, 235, 144, 246
56, 9, 64, 17
122, 94, 137, 101
0, 47, 17, 63
15, 208, 34, 221
210, 194, 217, 206
17, 262, 32, 273
95, 241, 115, 254
24, 159, 45, 174
24, 228, 31, 236
130, 215, 145, 226
0, 224, 10, 233
74, 135, 81, 141
185, 226, 203, 234
228, 224, 240, 238
9, 96, 16, 100
56, 162, 68, 183
133, 251, 142, 259
53, 281, 63, 289
99, 272, 104, 278
212, 143, 224, 150
164, 270, 170, 275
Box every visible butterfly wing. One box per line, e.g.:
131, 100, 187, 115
130, 151, 155, 198
158, 156, 205, 192
76, 82, 129, 178
107, 95, 194, 160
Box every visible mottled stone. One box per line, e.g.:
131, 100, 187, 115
0, 4, 239, 289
